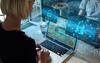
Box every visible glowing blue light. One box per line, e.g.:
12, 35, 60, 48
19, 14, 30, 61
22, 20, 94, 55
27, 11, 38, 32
42, 7, 59, 23
66, 16, 99, 43
42, 7, 100, 46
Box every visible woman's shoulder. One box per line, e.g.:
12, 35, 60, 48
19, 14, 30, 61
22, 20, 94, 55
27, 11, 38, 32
19, 32, 35, 42
18, 32, 36, 45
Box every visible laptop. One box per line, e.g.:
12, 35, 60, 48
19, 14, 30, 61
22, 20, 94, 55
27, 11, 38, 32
40, 18, 77, 63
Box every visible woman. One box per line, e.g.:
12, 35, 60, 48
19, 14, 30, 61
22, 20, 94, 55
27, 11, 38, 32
0, 0, 50, 63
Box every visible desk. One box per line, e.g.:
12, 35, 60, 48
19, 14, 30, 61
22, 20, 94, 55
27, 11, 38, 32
68, 58, 88, 63
65, 56, 88, 63
21, 22, 100, 63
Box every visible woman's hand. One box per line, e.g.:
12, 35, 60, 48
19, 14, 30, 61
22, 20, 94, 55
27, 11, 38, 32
38, 49, 50, 63
36, 44, 41, 52
36, 44, 51, 63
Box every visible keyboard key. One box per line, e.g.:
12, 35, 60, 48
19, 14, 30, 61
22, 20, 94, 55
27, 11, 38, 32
40, 40, 68, 56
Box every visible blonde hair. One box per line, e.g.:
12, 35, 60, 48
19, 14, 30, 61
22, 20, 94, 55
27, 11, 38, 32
0, 0, 34, 19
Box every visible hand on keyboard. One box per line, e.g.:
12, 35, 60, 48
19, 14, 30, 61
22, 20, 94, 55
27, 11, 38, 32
36, 44, 41, 52
38, 49, 50, 63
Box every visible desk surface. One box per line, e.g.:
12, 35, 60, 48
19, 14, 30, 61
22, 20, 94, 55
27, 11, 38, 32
67, 57, 88, 63
22, 22, 100, 63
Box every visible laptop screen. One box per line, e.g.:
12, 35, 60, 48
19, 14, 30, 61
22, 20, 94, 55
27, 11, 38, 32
47, 18, 77, 50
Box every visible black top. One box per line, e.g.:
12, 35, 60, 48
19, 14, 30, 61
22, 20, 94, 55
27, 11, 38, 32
0, 23, 37, 63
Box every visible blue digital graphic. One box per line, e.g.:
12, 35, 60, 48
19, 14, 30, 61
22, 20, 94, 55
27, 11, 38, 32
66, 16, 99, 44
42, 0, 100, 48
42, 7, 59, 23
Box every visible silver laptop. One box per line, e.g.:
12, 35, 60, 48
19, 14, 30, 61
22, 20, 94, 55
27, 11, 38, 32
40, 20, 77, 63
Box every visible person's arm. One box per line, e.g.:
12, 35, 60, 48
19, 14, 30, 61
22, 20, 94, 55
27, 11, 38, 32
38, 49, 50, 63
36, 44, 50, 63
78, 0, 88, 16
78, 9, 86, 16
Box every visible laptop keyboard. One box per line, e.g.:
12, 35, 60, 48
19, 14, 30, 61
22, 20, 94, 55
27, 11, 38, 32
40, 40, 68, 56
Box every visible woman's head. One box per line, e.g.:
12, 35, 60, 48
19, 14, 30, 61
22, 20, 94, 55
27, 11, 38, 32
0, 0, 35, 19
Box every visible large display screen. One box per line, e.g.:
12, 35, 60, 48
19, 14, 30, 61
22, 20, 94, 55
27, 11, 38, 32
66, 16, 100, 46
42, 0, 100, 48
